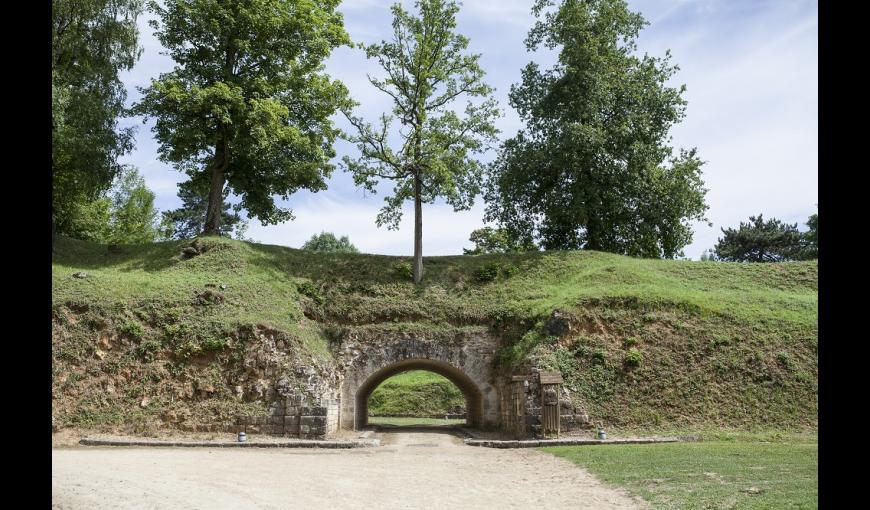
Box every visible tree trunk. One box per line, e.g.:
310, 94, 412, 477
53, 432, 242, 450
413, 176, 423, 284
202, 138, 227, 236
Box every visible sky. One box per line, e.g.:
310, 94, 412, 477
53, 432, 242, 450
117, 0, 818, 259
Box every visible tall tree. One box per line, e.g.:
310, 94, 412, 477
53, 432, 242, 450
343, 0, 500, 283
65, 166, 161, 244
160, 179, 248, 240
485, 0, 708, 258
52, 0, 143, 239
713, 214, 803, 263
799, 211, 818, 260
302, 232, 359, 253
134, 0, 352, 235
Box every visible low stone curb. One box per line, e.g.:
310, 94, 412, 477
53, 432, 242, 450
80, 438, 380, 449
463, 437, 683, 448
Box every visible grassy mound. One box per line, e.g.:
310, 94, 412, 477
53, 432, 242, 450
51, 235, 817, 433
368, 371, 466, 417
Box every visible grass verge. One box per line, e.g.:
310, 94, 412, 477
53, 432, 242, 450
541, 434, 817, 509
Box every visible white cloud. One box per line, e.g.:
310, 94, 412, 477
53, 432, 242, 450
118, 0, 817, 260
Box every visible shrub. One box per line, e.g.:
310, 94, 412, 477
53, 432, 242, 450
135, 340, 161, 362
175, 341, 201, 361
624, 348, 643, 367
502, 264, 520, 277
119, 320, 144, 340
622, 336, 639, 348
776, 351, 795, 370
201, 337, 228, 352
163, 323, 191, 344
592, 349, 608, 365
474, 262, 501, 283
296, 280, 323, 304
394, 261, 413, 280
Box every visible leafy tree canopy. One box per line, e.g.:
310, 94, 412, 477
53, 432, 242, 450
133, 0, 352, 234
342, 0, 500, 282
160, 179, 249, 240
301, 232, 359, 253
65, 166, 161, 245
463, 227, 537, 255
800, 212, 818, 260
713, 214, 804, 263
52, 0, 144, 236
485, 0, 708, 258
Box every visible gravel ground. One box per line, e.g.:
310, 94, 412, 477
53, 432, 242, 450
52, 429, 646, 509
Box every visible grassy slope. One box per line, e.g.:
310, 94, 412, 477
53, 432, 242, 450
368, 371, 466, 417
51, 235, 817, 432
543, 433, 817, 509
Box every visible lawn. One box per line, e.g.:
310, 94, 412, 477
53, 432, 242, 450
368, 370, 466, 417
541, 435, 817, 509
368, 416, 466, 426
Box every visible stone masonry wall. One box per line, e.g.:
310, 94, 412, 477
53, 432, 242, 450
235, 396, 340, 439
519, 370, 593, 437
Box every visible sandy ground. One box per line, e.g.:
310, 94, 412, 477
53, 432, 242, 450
52, 429, 646, 509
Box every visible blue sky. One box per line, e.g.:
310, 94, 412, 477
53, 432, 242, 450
118, 0, 818, 258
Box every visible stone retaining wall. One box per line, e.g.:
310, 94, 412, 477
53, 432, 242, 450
236, 396, 340, 439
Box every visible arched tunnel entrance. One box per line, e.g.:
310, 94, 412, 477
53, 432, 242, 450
354, 359, 484, 430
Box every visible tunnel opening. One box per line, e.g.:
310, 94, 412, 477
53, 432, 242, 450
354, 359, 484, 430
367, 370, 466, 427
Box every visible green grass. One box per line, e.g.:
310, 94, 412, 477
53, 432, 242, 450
369, 370, 466, 417
368, 416, 466, 426
542, 435, 817, 509
52, 235, 817, 432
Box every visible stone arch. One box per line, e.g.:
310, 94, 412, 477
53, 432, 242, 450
354, 359, 484, 429
338, 334, 501, 431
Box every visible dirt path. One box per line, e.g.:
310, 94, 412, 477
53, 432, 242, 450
52, 429, 645, 509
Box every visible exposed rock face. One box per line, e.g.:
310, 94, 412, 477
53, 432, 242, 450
545, 309, 576, 338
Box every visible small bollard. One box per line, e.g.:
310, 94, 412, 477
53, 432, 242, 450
597, 427, 606, 440
238, 431, 247, 443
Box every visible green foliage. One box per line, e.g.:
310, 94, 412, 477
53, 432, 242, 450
65, 167, 161, 244
52, 0, 143, 237
776, 351, 795, 371
714, 214, 804, 262
302, 232, 359, 253
394, 261, 414, 280
52, 236, 817, 431
624, 347, 643, 367
592, 349, 608, 365
296, 280, 323, 304
160, 179, 248, 240
368, 371, 465, 417
134, 339, 161, 362
342, 0, 500, 283
134, 0, 352, 233
473, 262, 501, 282
622, 337, 638, 348
473, 261, 521, 283
463, 227, 537, 255
485, 0, 708, 258
119, 319, 144, 340
799, 211, 818, 260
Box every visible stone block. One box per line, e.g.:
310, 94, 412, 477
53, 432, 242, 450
301, 416, 327, 428
301, 406, 327, 416
284, 415, 299, 431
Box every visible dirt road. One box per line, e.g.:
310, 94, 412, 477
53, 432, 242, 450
52, 429, 644, 509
